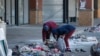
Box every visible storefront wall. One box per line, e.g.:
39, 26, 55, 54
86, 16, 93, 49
0, 0, 94, 26
5, 0, 28, 25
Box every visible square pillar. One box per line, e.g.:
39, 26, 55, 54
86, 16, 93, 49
78, 10, 93, 26
78, 0, 94, 26
97, 0, 100, 18
29, 0, 42, 24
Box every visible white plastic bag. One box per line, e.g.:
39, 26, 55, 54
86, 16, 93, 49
57, 37, 66, 52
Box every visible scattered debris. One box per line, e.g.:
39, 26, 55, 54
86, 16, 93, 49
84, 24, 100, 32
12, 34, 99, 56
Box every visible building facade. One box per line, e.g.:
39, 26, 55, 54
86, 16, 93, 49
0, 0, 99, 26
0, 0, 29, 26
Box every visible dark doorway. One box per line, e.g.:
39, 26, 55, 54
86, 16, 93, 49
15, 0, 19, 25
63, 0, 68, 23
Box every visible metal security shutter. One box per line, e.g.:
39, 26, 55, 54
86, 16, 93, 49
43, 0, 63, 23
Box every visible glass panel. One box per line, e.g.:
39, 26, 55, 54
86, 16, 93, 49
0, 0, 5, 20
18, 0, 24, 24
11, 0, 15, 25
6, 0, 11, 25
23, 0, 29, 24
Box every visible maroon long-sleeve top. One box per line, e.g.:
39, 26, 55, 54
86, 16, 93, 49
42, 21, 58, 41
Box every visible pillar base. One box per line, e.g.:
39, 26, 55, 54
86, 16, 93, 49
78, 10, 93, 26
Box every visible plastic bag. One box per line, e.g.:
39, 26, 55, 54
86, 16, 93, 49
57, 37, 66, 52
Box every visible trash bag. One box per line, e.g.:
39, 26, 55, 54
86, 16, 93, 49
12, 45, 20, 56
57, 37, 66, 52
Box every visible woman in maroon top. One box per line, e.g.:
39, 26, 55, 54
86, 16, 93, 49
42, 21, 58, 43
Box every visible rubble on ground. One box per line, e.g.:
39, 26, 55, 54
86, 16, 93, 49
12, 35, 98, 56
84, 24, 100, 32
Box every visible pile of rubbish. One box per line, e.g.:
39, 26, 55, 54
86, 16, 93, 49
12, 41, 65, 56
12, 35, 98, 56
84, 24, 100, 32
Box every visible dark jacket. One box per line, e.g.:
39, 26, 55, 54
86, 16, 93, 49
52, 24, 75, 39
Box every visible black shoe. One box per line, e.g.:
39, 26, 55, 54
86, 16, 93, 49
65, 49, 71, 52
75, 48, 79, 52
80, 49, 86, 52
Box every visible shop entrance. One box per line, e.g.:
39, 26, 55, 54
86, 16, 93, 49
5, 0, 29, 26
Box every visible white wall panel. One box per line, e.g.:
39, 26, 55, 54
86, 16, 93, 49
24, 0, 28, 24
69, 0, 76, 17
11, 0, 15, 25
18, 0, 24, 24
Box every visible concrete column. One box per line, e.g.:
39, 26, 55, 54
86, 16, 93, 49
29, 0, 42, 24
29, 10, 36, 24
36, 0, 42, 24
97, 0, 100, 18
29, 0, 36, 24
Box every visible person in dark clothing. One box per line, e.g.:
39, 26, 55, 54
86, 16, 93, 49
42, 21, 58, 44
52, 24, 76, 51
